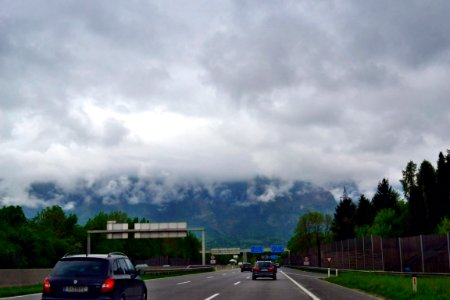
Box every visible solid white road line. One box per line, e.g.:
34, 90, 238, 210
177, 281, 191, 285
1, 294, 41, 299
280, 270, 321, 300
205, 293, 220, 300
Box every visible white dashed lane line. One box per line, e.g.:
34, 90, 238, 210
177, 281, 191, 285
205, 293, 220, 300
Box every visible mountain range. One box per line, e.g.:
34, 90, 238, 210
25, 176, 338, 248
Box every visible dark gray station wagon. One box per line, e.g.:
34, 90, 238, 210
252, 261, 277, 280
42, 252, 147, 300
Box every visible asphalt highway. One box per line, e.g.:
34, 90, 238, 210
2, 267, 381, 300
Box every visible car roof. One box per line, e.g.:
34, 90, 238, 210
61, 252, 128, 260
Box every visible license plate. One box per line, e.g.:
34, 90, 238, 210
261, 268, 267, 271
63, 286, 88, 293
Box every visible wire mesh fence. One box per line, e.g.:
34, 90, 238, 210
289, 234, 450, 273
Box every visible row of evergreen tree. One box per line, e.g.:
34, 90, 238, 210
288, 150, 450, 258
0, 206, 201, 268
331, 150, 450, 241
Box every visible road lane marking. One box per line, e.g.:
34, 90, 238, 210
280, 270, 320, 300
206, 276, 214, 278
177, 281, 191, 285
234, 281, 241, 285
205, 293, 220, 300
1, 294, 42, 299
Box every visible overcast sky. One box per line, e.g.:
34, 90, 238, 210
1, 0, 449, 207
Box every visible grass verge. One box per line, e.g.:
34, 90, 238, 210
325, 271, 450, 300
0, 284, 42, 298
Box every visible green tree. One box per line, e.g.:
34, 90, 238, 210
0, 206, 28, 268
331, 193, 356, 241
401, 161, 418, 201
370, 209, 403, 237
437, 151, 450, 219
372, 178, 399, 214
84, 211, 131, 254
288, 212, 332, 267
435, 217, 450, 234
31, 205, 85, 265
354, 225, 371, 238
354, 195, 375, 227
33, 205, 81, 239
0, 205, 27, 227
401, 161, 426, 234
417, 160, 438, 233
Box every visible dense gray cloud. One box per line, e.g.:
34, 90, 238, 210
1, 0, 449, 207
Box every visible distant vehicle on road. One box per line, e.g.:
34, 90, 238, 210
240, 262, 252, 272
252, 261, 277, 280
41, 252, 147, 300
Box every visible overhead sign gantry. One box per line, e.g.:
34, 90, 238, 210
87, 221, 206, 265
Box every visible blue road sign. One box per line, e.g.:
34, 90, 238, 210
271, 245, 285, 253
270, 255, 279, 259
250, 245, 264, 253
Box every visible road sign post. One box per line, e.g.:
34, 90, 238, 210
327, 257, 332, 277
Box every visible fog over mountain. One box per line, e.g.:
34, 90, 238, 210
25, 176, 337, 248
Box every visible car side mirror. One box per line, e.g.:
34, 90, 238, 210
136, 268, 145, 276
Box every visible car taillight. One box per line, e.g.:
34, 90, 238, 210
253, 267, 260, 271
269, 267, 273, 271
101, 278, 115, 293
42, 278, 51, 293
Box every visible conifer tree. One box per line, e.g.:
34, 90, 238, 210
354, 194, 375, 227
372, 178, 399, 214
401, 161, 427, 234
437, 151, 450, 219
331, 189, 356, 240
417, 160, 439, 233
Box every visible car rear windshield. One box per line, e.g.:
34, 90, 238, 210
51, 259, 109, 277
256, 262, 272, 267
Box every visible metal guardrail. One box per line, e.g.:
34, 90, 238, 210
0, 269, 52, 287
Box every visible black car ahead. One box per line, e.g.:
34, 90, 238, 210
252, 261, 277, 280
240, 262, 252, 272
42, 252, 147, 300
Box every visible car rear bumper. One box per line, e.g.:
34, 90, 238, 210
42, 296, 113, 300
252, 271, 275, 277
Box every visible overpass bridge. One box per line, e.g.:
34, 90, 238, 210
208, 246, 288, 262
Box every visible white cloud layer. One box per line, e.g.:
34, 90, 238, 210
1, 0, 449, 207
